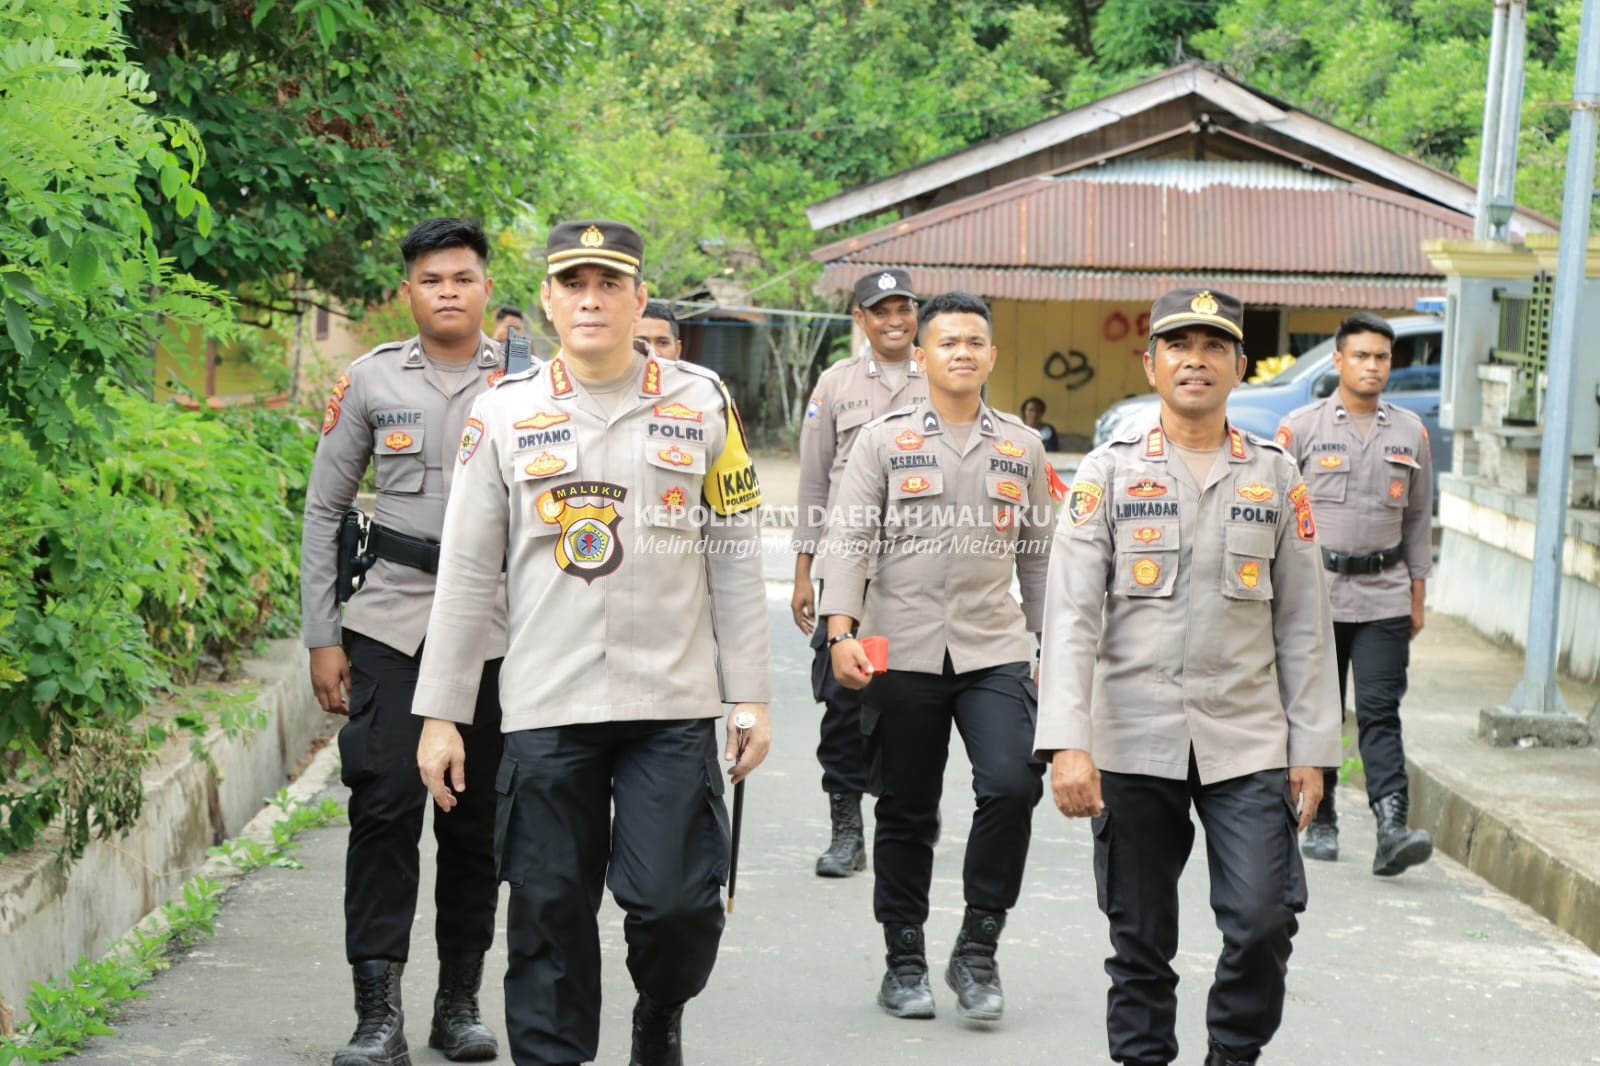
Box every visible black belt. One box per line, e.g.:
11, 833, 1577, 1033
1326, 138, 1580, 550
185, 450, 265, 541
1322, 545, 1403, 575
367, 523, 440, 574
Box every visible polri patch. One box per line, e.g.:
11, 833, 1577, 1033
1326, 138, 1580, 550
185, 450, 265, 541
322, 397, 340, 435
458, 417, 484, 464
1067, 481, 1103, 527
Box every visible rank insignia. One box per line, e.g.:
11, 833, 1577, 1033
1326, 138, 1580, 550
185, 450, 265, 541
322, 397, 340, 435
1132, 526, 1162, 544
525, 452, 568, 478
994, 508, 1014, 532
1127, 477, 1168, 498
486, 369, 505, 388
1145, 427, 1165, 457
1319, 455, 1344, 469
1289, 482, 1316, 541
1229, 427, 1246, 459
895, 429, 925, 451
661, 485, 687, 509
1067, 481, 1103, 527
458, 418, 484, 465
514, 411, 570, 430
383, 431, 414, 451
642, 358, 662, 396
1237, 482, 1273, 503
549, 357, 573, 396
331, 373, 351, 401
1275, 426, 1293, 449
900, 475, 932, 494
996, 480, 1023, 501
658, 446, 693, 467
1388, 478, 1406, 499
654, 402, 702, 422
1238, 561, 1261, 589
1132, 558, 1161, 586
923, 411, 940, 434
994, 440, 1026, 458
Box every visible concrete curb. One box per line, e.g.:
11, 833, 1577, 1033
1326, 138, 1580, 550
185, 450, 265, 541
0, 640, 329, 1012
1411, 756, 1600, 954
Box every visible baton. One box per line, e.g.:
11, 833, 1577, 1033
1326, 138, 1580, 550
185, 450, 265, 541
726, 709, 756, 914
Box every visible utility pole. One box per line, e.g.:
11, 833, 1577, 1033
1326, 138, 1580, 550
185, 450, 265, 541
1480, 0, 1600, 747
1490, 0, 1528, 238
1473, 0, 1510, 239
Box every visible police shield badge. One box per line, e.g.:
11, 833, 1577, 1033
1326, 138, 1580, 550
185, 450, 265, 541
1067, 480, 1103, 527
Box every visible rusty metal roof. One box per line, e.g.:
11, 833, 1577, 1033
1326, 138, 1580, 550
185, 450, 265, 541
812, 160, 1474, 301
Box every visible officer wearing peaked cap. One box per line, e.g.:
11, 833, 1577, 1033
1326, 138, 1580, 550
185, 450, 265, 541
792, 266, 929, 880
1036, 287, 1340, 1066
412, 219, 773, 1066
299, 217, 508, 1066
1276, 312, 1435, 877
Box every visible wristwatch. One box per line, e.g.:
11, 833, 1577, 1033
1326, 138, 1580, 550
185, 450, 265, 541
826, 631, 858, 647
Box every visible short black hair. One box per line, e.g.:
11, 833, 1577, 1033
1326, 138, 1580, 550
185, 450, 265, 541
493, 305, 525, 322
642, 301, 680, 341
399, 217, 489, 272
916, 291, 991, 343
1335, 312, 1395, 350
1021, 396, 1046, 413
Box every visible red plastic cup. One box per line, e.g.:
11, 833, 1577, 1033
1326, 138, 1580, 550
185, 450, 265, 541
859, 635, 889, 674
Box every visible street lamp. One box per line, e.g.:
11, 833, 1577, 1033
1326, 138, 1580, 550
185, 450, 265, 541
1487, 196, 1516, 239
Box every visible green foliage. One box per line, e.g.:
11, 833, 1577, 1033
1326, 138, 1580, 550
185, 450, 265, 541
126, 0, 613, 310
0, 392, 316, 861
0, 0, 232, 461
206, 789, 347, 872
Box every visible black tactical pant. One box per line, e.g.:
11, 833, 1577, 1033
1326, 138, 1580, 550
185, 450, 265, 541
810, 581, 870, 796
1095, 757, 1308, 1066
1331, 616, 1412, 803
339, 631, 503, 964
864, 656, 1044, 926
495, 718, 728, 1066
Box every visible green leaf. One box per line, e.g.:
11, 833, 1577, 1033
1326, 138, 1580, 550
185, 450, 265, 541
69, 242, 100, 290
315, 5, 338, 48
4, 299, 34, 358
1, 271, 47, 307
252, 0, 278, 28
159, 165, 180, 199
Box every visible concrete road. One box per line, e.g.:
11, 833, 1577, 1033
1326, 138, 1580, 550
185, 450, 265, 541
79, 537, 1600, 1065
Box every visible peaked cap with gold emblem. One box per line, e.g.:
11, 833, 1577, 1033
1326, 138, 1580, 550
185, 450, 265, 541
544, 219, 644, 277
1148, 287, 1245, 341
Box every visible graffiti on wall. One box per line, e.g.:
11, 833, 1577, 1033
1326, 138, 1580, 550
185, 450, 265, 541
1044, 349, 1094, 390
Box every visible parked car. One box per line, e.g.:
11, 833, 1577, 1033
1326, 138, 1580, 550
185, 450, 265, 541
1091, 314, 1451, 486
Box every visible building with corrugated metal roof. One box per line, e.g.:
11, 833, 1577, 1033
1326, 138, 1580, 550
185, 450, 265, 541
809, 62, 1555, 447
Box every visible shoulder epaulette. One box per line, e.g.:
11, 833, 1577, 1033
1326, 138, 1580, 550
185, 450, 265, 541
991, 409, 1035, 433
864, 404, 918, 430
496, 360, 545, 386
348, 339, 406, 371
671, 359, 723, 383
1248, 431, 1287, 453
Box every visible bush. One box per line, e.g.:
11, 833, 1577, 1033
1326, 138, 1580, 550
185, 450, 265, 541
0, 385, 316, 862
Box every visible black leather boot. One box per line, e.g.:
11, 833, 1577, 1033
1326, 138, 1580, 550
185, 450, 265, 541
1302, 778, 1339, 862
1371, 789, 1433, 876
1204, 1039, 1258, 1065
944, 907, 1005, 1021
333, 959, 410, 1066
428, 952, 497, 1061
878, 925, 935, 1019
628, 993, 684, 1066
815, 793, 867, 877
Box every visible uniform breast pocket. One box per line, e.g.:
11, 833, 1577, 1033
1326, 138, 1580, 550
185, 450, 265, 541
1112, 518, 1178, 598
1381, 455, 1417, 507
984, 472, 1028, 536
642, 440, 706, 531
1307, 460, 1349, 504
513, 442, 580, 539
373, 424, 426, 494
886, 468, 944, 535
1223, 522, 1277, 601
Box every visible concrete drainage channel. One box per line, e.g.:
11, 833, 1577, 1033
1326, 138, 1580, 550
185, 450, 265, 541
0, 640, 331, 1014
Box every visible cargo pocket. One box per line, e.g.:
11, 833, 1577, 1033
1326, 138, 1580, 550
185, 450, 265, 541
1381, 454, 1416, 508
337, 681, 380, 786
1223, 523, 1277, 601
886, 467, 944, 536
1091, 809, 1114, 915
374, 425, 426, 494
493, 756, 524, 886
514, 442, 579, 539
1307, 460, 1348, 504
702, 756, 731, 886
1112, 519, 1178, 598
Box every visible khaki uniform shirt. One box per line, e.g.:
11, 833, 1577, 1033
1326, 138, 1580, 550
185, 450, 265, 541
1035, 423, 1341, 784
1275, 399, 1433, 622
818, 402, 1056, 675
300, 335, 508, 658
794, 353, 928, 575
411, 352, 772, 731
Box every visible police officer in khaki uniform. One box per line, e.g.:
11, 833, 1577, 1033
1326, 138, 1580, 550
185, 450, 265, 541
300, 217, 507, 1066
1275, 312, 1434, 876
793, 267, 928, 878
635, 301, 684, 361
1037, 288, 1340, 1066
412, 220, 772, 1066
822, 291, 1053, 1023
